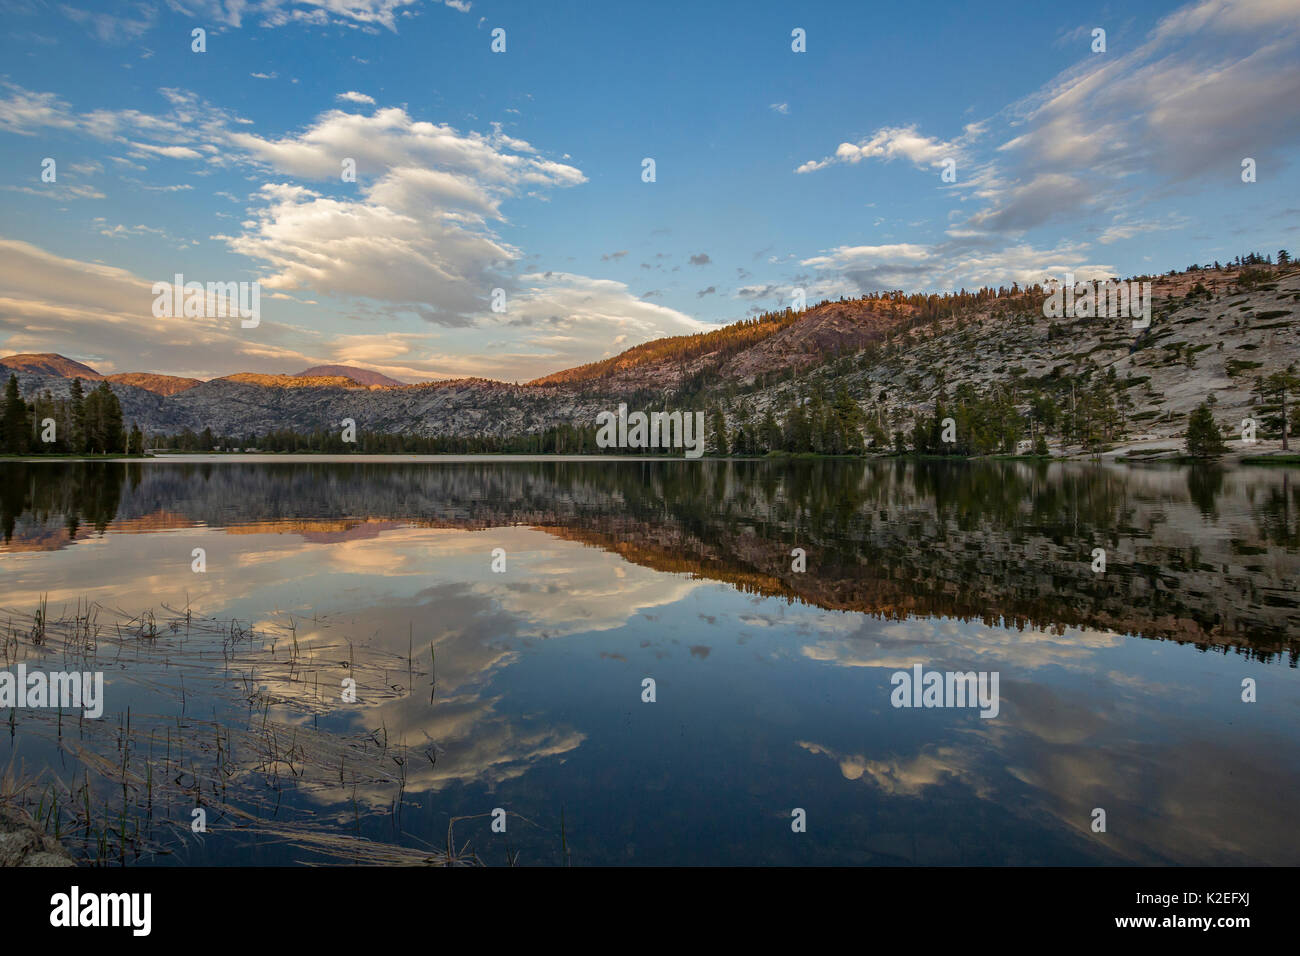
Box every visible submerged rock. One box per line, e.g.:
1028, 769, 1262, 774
0, 806, 75, 867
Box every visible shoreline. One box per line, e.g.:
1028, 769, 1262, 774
2, 432, 1297, 467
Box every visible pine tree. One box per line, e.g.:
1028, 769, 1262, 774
1185, 402, 1226, 458
1263, 368, 1298, 451
760, 408, 781, 453
709, 408, 728, 456
784, 399, 811, 452
831, 387, 863, 454
82, 385, 101, 452
867, 417, 888, 450
102, 384, 125, 453
81, 382, 126, 453
69, 378, 86, 452
2, 374, 31, 454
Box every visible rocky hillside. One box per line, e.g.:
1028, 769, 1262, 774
718, 300, 899, 382
529, 296, 905, 390
729, 263, 1299, 453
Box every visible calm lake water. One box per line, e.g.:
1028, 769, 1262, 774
1, 457, 1298, 865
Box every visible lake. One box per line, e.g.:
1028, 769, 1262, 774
1, 456, 1297, 865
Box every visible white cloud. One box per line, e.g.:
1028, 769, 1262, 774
128, 142, 203, 160
507, 271, 708, 345
0, 85, 80, 135
1096, 215, 1187, 245
59, 4, 157, 43
336, 91, 376, 105
222, 181, 517, 323
227, 107, 583, 193
796, 124, 981, 175
800, 240, 1117, 292
3, 183, 105, 200
213, 107, 590, 324
172, 0, 422, 32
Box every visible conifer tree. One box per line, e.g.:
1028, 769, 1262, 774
1185, 402, 1226, 458
1, 374, 31, 454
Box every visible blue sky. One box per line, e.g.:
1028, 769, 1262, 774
1, 0, 1296, 382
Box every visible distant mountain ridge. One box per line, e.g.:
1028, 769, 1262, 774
0, 356, 406, 395
222, 372, 378, 389
105, 373, 203, 396
296, 365, 406, 387
0, 353, 103, 380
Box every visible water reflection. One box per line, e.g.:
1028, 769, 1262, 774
0, 458, 1297, 865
